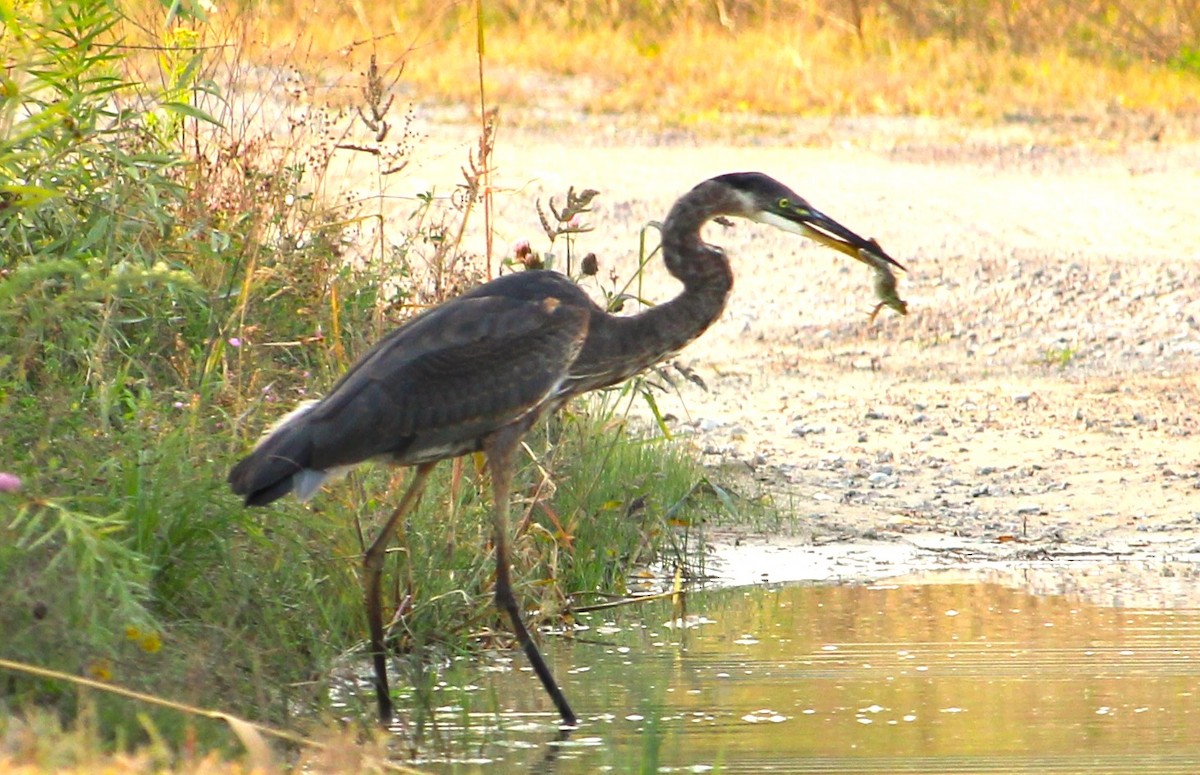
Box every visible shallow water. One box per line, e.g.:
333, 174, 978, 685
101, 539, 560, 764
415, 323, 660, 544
383, 581, 1200, 773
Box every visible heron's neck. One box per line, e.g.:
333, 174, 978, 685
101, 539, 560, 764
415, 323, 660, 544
571, 185, 735, 391
650, 186, 735, 339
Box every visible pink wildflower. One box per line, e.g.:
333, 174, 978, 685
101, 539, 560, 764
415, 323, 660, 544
0, 473, 22, 493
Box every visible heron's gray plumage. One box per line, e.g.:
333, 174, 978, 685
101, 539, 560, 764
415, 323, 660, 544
229, 278, 591, 505
228, 171, 902, 726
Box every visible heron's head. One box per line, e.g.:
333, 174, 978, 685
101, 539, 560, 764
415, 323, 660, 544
712, 172, 905, 270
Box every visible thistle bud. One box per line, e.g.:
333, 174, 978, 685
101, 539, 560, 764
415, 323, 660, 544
581, 252, 598, 276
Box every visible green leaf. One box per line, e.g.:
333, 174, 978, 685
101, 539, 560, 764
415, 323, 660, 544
0, 184, 62, 208
160, 100, 220, 127
704, 478, 739, 520
638, 386, 673, 439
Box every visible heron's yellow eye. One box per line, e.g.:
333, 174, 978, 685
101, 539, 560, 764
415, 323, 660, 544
778, 197, 790, 209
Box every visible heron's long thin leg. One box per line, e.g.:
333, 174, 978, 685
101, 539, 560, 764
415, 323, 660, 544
364, 461, 436, 722
484, 423, 579, 726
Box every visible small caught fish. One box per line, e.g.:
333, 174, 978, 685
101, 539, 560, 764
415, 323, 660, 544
859, 238, 908, 322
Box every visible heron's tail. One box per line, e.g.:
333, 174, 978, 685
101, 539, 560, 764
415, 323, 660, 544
229, 402, 328, 506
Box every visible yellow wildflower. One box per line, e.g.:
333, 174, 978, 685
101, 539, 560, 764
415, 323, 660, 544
85, 658, 113, 682
138, 632, 162, 654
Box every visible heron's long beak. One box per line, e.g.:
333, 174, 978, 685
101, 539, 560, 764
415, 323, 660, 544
758, 206, 906, 271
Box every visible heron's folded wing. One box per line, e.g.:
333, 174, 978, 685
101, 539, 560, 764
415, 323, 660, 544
303, 294, 590, 469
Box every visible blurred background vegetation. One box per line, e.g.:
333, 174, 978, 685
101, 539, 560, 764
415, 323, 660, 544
1, 0, 1198, 768
243, 0, 1200, 123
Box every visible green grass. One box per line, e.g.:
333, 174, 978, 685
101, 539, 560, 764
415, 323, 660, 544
0, 379, 718, 748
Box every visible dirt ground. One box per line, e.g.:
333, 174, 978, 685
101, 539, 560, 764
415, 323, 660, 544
377, 112, 1200, 609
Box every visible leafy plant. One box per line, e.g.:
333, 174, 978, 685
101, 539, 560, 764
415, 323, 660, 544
1040, 345, 1078, 369
0, 0, 214, 401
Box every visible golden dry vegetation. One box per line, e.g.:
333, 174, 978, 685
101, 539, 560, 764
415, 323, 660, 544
130, 0, 1200, 129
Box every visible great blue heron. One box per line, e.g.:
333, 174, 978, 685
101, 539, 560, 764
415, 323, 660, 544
228, 171, 904, 727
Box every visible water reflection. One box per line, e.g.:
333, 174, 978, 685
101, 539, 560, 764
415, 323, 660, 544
390, 582, 1200, 773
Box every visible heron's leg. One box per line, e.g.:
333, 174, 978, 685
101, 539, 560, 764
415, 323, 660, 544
483, 422, 578, 726
364, 461, 436, 723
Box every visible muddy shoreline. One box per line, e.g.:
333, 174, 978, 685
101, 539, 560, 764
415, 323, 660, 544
382, 112, 1200, 606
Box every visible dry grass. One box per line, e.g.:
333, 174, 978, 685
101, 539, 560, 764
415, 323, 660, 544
141, 0, 1200, 131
